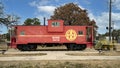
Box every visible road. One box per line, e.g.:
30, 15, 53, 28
0, 51, 120, 61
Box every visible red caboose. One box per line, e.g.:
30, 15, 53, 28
10, 20, 93, 51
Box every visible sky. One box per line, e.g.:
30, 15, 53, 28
0, 0, 120, 34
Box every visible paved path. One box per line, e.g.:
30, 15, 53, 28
0, 56, 120, 61
0, 51, 120, 61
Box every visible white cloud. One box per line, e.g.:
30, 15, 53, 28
112, 12, 120, 21
88, 12, 120, 34
29, 0, 49, 6
114, 0, 120, 10
29, 1, 56, 15
29, 0, 120, 34
37, 6, 56, 14
78, 5, 85, 10
87, 0, 120, 34
29, 0, 57, 23
88, 12, 96, 21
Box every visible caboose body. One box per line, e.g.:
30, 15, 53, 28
10, 20, 93, 51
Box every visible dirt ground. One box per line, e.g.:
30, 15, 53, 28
0, 60, 120, 68
0, 43, 120, 68
66, 51, 120, 56
0, 43, 8, 50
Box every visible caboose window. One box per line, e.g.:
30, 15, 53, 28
52, 22, 60, 27
78, 31, 83, 35
20, 31, 25, 35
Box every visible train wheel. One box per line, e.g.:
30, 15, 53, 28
66, 44, 87, 50
66, 44, 77, 50
17, 45, 28, 51
17, 45, 37, 51
28, 45, 37, 51
78, 44, 86, 50
17, 45, 23, 51
71, 44, 77, 50
66, 45, 70, 50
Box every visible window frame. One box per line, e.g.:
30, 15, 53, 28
78, 31, 83, 35
51, 22, 60, 27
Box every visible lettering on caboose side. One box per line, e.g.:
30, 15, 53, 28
52, 36, 60, 41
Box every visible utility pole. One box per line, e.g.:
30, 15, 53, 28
109, 0, 112, 41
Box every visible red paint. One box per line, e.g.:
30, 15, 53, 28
10, 20, 93, 48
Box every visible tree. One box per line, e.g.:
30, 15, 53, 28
0, 1, 20, 42
0, 1, 19, 28
51, 3, 98, 39
112, 29, 120, 41
51, 3, 97, 27
23, 18, 41, 25
104, 29, 120, 41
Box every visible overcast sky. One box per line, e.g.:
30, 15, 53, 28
0, 0, 120, 34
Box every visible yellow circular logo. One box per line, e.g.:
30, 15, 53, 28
65, 29, 77, 41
